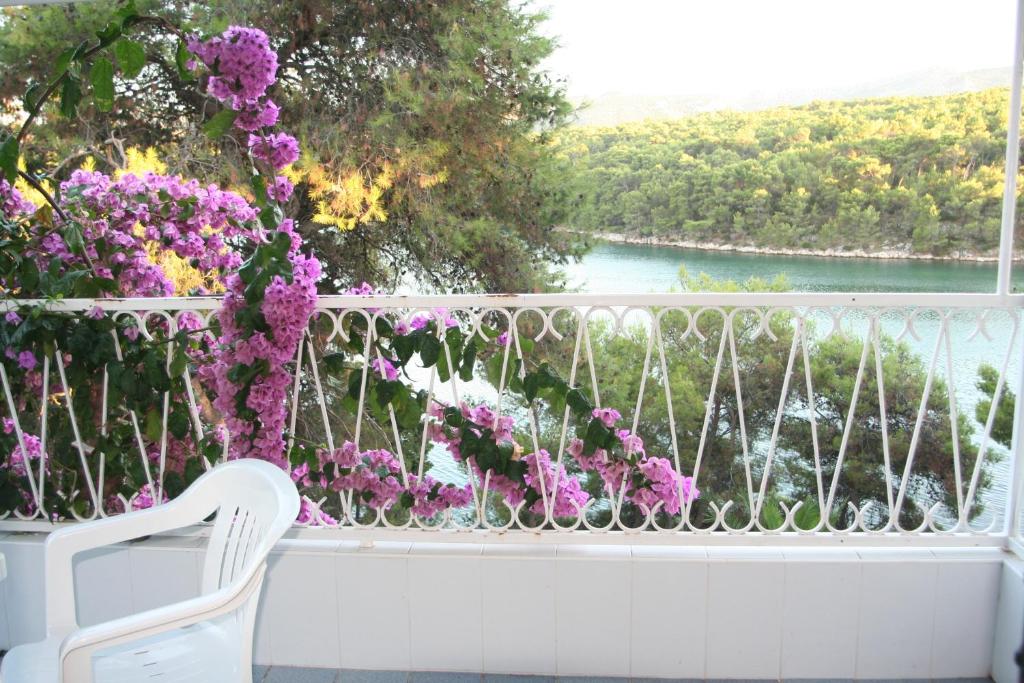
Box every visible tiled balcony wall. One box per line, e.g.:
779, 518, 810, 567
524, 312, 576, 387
0, 533, 1020, 681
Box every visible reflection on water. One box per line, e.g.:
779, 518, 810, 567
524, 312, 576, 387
565, 241, 1024, 294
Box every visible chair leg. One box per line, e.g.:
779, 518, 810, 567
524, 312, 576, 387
238, 583, 264, 683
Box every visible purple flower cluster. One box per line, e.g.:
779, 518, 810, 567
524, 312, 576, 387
202, 247, 320, 466
568, 435, 700, 515
267, 174, 294, 202
428, 401, 591, 518
592, 407, 622, 428
1, 418, 42, 478
129, 483, 167, 511
292, 440, 474, 520
235, 99, 280, 133
183, 26, 321, 470
248, 133, 300, 170
371, 355, 399, 381
187, 27, 278, 109
321, 441, 404, 508
410, 308, 460, 331
57, 169, 261, 296
188, 27, 299, 175
4, 347, 36, 371
296, 497, 339, 526
0, 179, 36, 219
406, 474, 474, 518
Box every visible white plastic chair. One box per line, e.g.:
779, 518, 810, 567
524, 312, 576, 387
0, 459, 299, 683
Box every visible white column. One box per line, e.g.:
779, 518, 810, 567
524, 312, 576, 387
996, 0, 1024, 296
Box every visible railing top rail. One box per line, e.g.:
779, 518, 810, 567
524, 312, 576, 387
3, 291, 1024, 311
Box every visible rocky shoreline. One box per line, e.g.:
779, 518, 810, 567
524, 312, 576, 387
576, 230, 1022, 263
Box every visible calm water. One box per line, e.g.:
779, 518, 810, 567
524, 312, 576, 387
562, 241, 1023, 527
566, 241, 1024, 294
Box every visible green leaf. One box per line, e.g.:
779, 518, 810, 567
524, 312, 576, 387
437, 348, 451, 383
59, 75, 82, 118
18, 258, 38, 291
251, 174, 268, 207
374, 317, 394, 338
393, 334, 417, 365
63, 223, 85, 255
203, 109, 238, 139
90, 58, 115, 112
420, 335, 441, 367
114, 40, 146, 79
169, 345, 187, 378
347, 369, 365, 400
0, 137, 17, 184
174, 40, 195, 81
583, 417, 607, 454
96, 21, 122, 49
54, 42, 87, 77
168, 408, 190, 439
22, 83, 43, 113
113, 1, 140, 27
322, 352, 346, 374
459, 341, 477, 382
144, 407, 162, 442
375, 380, 399, 408
566, 388, 592, 415
143, 350, 170, 391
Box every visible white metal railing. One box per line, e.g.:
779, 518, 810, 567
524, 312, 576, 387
1, 292, 1022, 546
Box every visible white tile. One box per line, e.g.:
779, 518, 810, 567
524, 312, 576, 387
482, 543, 556, 559
129, 537, 203, 612
408, 553, 483, 671
707, 546, 784, 561
855, 558, 938, 678
931, 559, 1001, 678
263, 550, 341, 668
705, 559, 785, 678
337, 551, 410, 670
857, 547, 936, 561
781, 547, 860, 562
555, 555, 631, 676
781, 559, 861, 678
352, 541, 412, 556
409, 542, 482, 557
0, 535, 46, 645
73, 544, 134, 626
556, 544, 631, 560
630, 554, 707, 678
631, 546, 707, 561
481, 555, 556, 674
992, 559, 1024, 683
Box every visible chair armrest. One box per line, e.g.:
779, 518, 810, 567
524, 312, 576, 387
45, 497, 219, 636
57, 563, 266, 683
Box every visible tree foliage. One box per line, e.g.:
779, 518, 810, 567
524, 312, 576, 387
0, 0, 580, 292
560, 89, 1021, 257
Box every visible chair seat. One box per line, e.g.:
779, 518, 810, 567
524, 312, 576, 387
1, 619, 242, 683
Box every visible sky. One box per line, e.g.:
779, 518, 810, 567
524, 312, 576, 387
532, 0, 1018, 99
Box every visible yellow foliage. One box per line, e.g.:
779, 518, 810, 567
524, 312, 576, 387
13, 157, 52, 209
286, 154, 406, 231
117, 146, 167, 177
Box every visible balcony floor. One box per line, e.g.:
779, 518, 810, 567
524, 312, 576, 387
255, 669, 992, 683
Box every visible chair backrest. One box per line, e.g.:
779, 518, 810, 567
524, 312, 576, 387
191, 459, 299, 593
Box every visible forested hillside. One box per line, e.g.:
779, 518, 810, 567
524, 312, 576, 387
559, 89, 1020, 257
